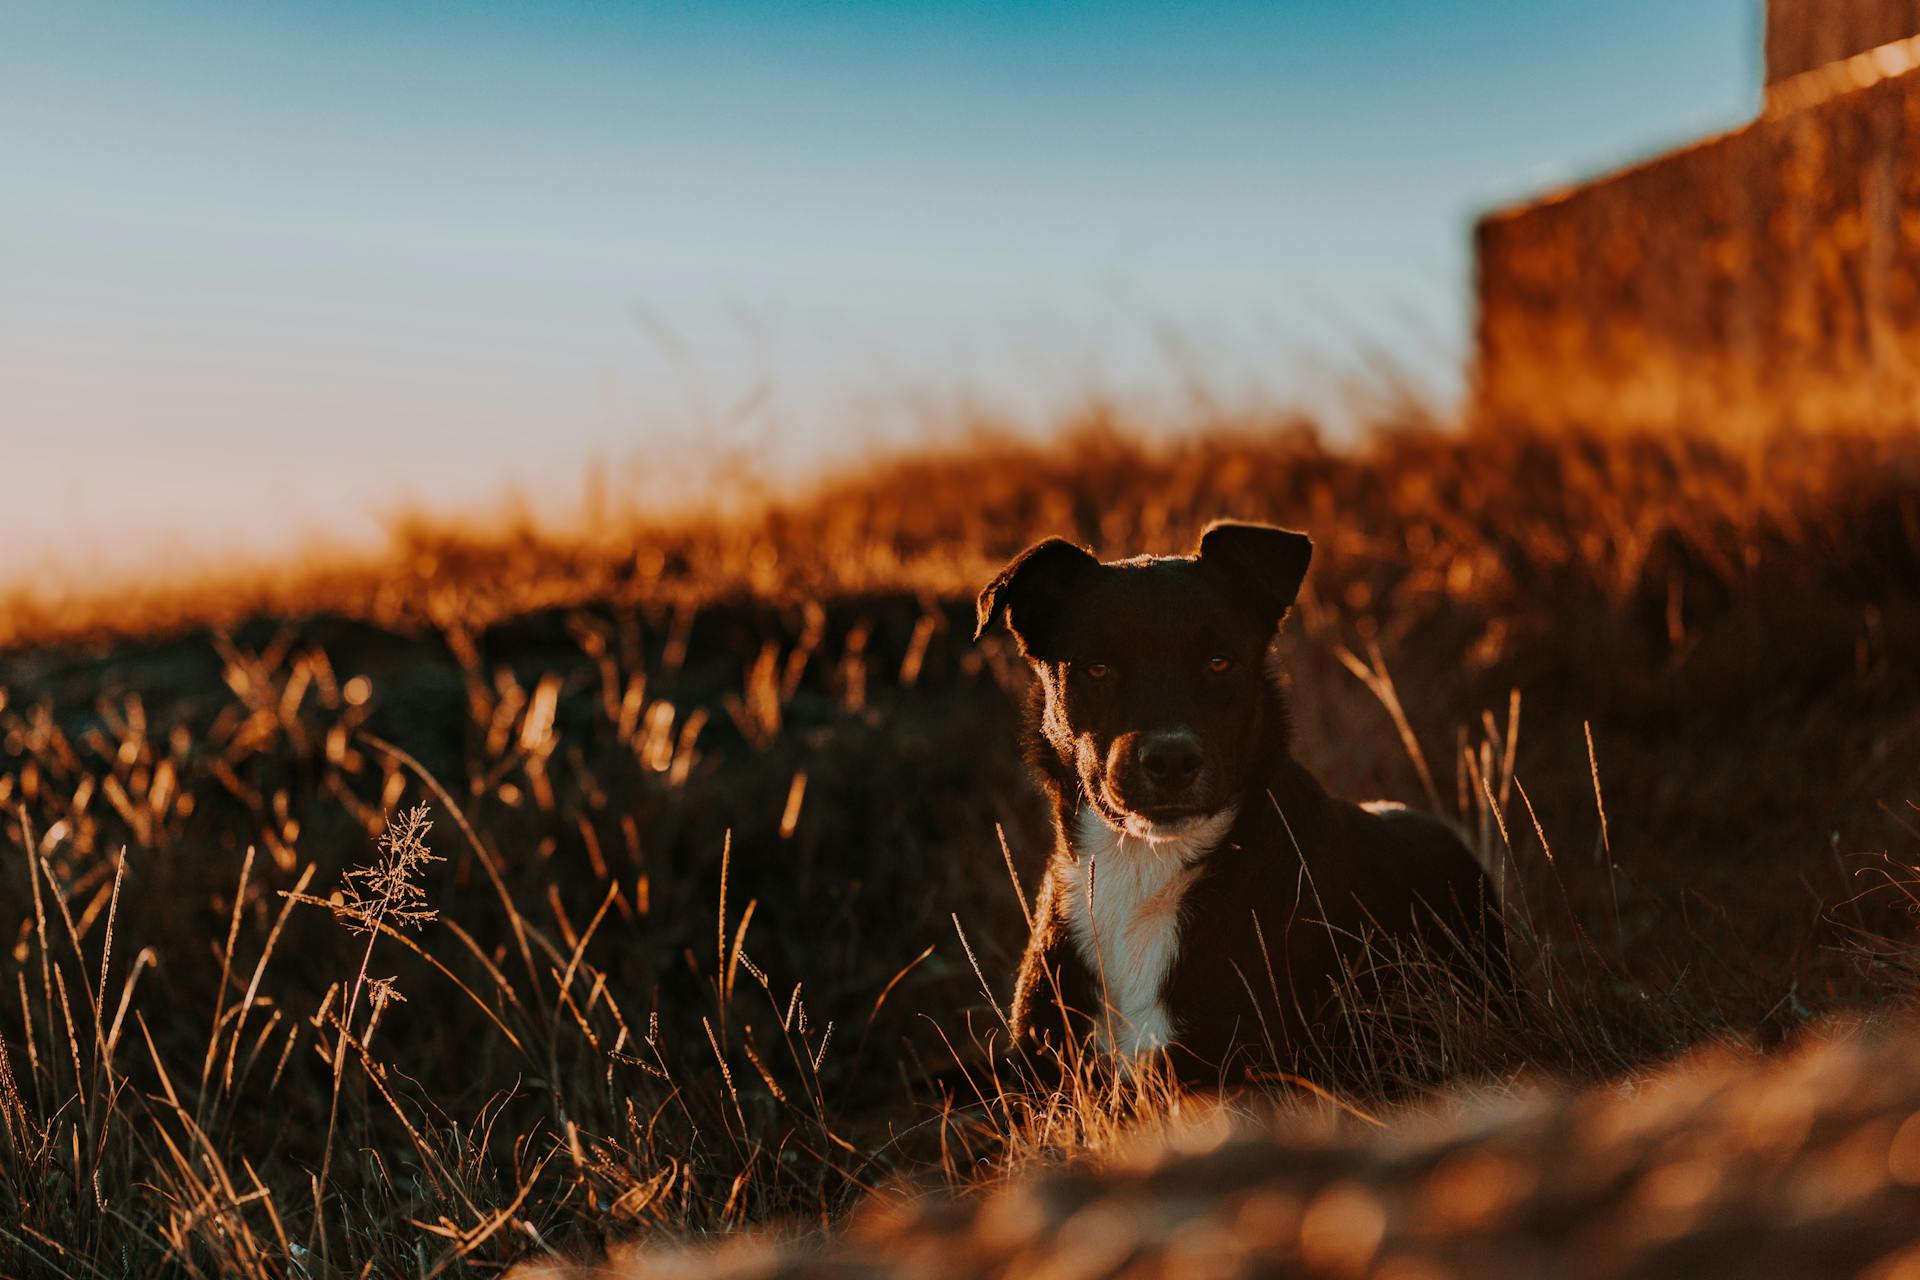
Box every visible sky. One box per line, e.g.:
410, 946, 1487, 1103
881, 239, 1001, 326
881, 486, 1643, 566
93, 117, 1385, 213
1, 0, 1759, 581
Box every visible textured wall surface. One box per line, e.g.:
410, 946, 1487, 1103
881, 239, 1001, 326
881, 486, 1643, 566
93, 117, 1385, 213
1768, 0, 1920, 85
1476, 61, 1920, 436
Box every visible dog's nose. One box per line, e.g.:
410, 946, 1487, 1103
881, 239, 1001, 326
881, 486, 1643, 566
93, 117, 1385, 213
1137, 733, 1203, 790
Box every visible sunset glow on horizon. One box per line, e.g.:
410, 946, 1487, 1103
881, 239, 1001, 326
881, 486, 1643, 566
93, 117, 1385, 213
3, 0, 1756, 583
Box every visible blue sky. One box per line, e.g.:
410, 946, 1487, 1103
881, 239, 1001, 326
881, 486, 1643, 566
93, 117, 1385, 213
1, 1, 1758, 576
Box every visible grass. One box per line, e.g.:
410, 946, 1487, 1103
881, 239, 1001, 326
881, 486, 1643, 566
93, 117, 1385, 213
2, 410, 1919, 1275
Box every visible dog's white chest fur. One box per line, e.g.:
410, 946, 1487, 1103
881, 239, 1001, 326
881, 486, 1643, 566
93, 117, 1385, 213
1058, 807, 1237, 1059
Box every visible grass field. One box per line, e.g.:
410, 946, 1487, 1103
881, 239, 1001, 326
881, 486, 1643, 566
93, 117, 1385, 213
4, 412, 1919, 1276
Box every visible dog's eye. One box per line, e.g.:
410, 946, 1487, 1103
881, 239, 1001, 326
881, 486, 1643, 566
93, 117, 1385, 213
1082, 662, 1112, 681
1206, 656, 1235, 674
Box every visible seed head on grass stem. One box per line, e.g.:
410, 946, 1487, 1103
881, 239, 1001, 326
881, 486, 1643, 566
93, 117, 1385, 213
336, 803, 442, 936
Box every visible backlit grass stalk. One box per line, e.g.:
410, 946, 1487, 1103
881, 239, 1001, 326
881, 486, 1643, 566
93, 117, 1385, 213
306, 802, 442, 1264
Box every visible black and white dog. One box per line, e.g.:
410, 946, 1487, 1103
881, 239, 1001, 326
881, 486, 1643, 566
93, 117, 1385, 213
977, 520, 1505, 1081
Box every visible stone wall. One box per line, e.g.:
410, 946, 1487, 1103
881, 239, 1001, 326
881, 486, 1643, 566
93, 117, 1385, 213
1767, 0, 1920, 85
1475, 59, 1920, 435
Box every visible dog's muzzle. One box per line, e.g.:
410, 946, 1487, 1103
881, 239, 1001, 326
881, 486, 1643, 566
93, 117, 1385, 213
1106, 727, 1216, 821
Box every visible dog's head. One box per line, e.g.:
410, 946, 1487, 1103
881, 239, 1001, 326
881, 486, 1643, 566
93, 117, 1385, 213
976, 520, 1312, 841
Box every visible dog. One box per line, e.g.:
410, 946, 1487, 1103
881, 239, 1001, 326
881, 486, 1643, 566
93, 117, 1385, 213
976, 520, 1506, 1082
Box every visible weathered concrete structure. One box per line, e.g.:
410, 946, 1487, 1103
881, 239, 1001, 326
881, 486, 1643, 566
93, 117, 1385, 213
1768, 0, 1920, 86
1476, 1, 1920, 434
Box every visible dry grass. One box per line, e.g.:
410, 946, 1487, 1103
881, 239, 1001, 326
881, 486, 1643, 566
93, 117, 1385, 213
3, 411, 1919, 1276
560, 1017, 1920, 1279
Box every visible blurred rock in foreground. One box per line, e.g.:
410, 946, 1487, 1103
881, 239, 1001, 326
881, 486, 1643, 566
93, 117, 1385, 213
523, 1018, 1920, 1279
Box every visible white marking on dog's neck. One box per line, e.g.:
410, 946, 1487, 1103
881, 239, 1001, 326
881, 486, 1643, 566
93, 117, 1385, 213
1059, 804, 1238, 1060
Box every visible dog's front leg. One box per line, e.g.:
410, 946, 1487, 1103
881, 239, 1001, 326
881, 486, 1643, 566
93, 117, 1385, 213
1008, 862, 1097, 1080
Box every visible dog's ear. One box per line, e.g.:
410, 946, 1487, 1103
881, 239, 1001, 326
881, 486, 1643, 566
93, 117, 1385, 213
1196, 520, 1313, 627
975, 538, 1101, 658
